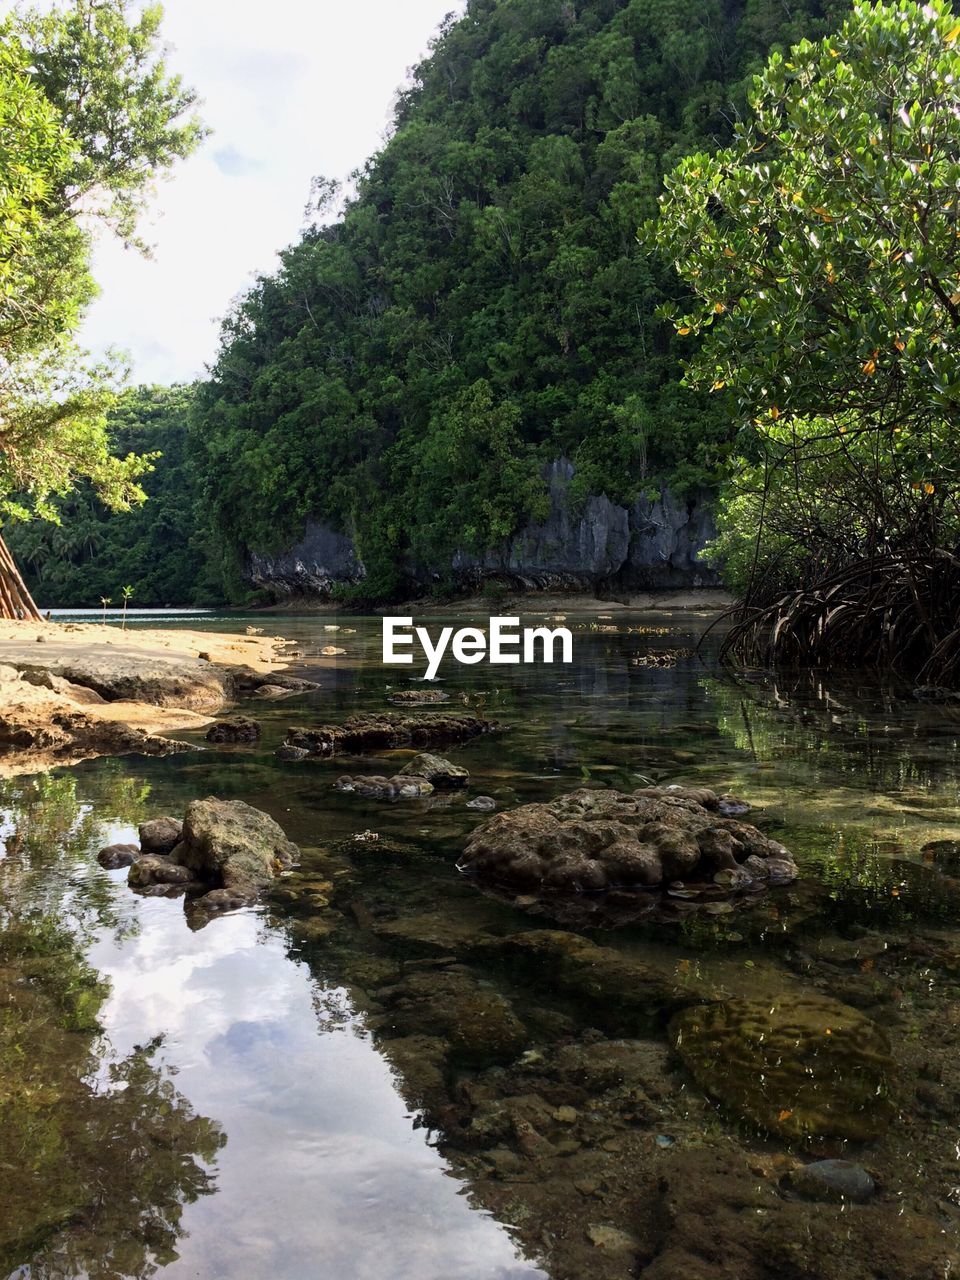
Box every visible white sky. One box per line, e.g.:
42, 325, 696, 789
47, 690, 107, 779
78, 0, 464, 386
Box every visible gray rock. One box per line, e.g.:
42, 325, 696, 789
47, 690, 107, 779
205, 716, 262, 744
248, 521, 365, 597
97, 843, 140, 869
275, 743, 310, 762
789, 1160, 876, 1203
398, 753, 469, 788
171, 796, 299, 904
466, 796, 498, 812
129, 856, 198, 888
242, 457, 720, 598
335, 773, 434, 800
139, 816, 183, 854
459, 785, 796, 894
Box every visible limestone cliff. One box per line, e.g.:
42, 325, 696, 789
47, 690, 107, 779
246, 459, 719, 599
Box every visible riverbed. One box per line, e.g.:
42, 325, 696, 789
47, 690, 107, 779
2, 609, 960, 1280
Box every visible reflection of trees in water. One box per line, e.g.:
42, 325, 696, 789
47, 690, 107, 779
0, 767, 153, 944
0, 771, 226, 1278
0, 918, 225, 1279
703, 668, 960, 794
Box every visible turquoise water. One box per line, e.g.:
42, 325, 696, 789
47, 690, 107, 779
3, 610, 960, 1279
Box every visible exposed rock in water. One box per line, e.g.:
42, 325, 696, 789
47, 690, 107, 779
670, 994, 895, 1142
230, 670, 319, 698
458, 784, 796, 896
387, 689, 450, 705
466, 796, 497, 812
97, 843, 139, 869
334, 774, 435, 800
398, 753, 469, 788
252, 683, 301, 699
171, 798, 299, 909
205, 716, 262, 744
275, 743, 310, 762
284, 711, 504, 756
125, 799, 299, 915
139, 816, 183, 854
0, 710, 192, 764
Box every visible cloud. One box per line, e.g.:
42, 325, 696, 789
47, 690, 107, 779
213, 145, 265, 178
76, 0, 466, 386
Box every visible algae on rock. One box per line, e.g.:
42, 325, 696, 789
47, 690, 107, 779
670, 994, 895, 1142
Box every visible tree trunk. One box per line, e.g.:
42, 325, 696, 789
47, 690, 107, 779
0, 534, 44, 622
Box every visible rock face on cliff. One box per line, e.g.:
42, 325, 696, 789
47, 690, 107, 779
246, 459, 719, 599
247, 522, 365, 598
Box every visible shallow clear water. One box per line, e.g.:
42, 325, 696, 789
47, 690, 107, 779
3, 610, 960, 1279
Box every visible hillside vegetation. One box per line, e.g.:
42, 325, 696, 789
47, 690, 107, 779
20, 0, 845, 606
192, 0, 843, 602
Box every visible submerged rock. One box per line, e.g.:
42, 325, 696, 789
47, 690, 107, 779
466, 796, 497, 812
458, 785, 796, 895
788, 1160, 876, 1203
374, 968, 528, 1068
398, 753, 469, 787
283, 711, 504, 756
129, 856, 199, 889
334, 774, 434, 799
205, 716, 262, 744
670, 994, 895, 1142
379, 1035, 450, 1110
472, 929, 711, 1027
921, 839, 960, 876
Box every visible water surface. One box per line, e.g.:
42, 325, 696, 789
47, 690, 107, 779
3, 610, 960, 1279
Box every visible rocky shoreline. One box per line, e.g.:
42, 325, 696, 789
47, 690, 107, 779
0, 621, 312, 776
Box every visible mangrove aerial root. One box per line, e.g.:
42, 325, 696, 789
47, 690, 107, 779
714, 549, 960, 684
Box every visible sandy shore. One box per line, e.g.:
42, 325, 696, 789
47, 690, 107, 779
0, 621, 301, 777
0, 619, 286, 672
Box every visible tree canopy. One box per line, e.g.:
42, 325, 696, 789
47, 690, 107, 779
649, 0, 960, 676
0, 0, 203, 617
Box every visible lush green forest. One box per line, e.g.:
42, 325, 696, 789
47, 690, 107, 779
6, 387, 220, 608
192, 0, 846, 602
18, 0, 848, 607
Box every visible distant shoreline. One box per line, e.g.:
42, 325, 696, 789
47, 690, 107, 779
259, 588, 734, 616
